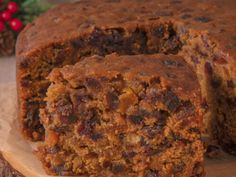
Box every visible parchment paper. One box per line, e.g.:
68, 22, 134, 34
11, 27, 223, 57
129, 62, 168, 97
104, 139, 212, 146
0, 82, 236, 177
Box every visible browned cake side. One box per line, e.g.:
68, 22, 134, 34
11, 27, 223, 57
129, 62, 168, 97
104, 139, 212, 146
37, 54, 204, 176
16, 0, 236, 155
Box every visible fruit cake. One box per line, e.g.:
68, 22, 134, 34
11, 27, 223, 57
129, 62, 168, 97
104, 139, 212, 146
16, 0, 236, 155
37, 54, 204, 176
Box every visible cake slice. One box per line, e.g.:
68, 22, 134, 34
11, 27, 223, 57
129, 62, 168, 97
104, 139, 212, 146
37, 54, 204, 176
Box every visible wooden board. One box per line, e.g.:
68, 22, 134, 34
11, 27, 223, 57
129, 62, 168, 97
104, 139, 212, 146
1, 152, 37, 177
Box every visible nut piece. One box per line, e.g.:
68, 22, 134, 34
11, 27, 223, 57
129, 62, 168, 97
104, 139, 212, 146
118, 88, 138, 113
46, 130, 59, 147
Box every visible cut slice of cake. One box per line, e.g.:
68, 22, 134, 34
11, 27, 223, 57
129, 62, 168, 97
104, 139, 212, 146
37, 54, 204, 176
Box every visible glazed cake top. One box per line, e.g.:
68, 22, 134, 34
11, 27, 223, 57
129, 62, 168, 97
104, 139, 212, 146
16, 0, 236, 59
49, 53, 201, 102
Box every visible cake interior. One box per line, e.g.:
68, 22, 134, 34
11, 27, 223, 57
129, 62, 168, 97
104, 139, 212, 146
38, 66, 203, 176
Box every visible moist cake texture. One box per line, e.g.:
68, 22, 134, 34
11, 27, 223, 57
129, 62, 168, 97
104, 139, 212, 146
37, 54, 204, 176
16, 0, 236, 155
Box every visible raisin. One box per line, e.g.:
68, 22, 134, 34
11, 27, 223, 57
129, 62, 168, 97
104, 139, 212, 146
191, 56, 200, 64
111, 164, 125, 174
194, 16, 212, 23
152, 110, 169, 126
68, 114, 78, 123
106, 91, 119, 110
104, 28, 125, 50
173, 162, 185, 173
20, 75, 31, 87
19, 59, 29, 69
154, 26, 165, 38
122, 151, 137, 161
85, 78, 101, 91
53, 165, 65, 176
129, 115, 144, 124
38, 85, 49, 94
162, 36, 181, 54
118, 133, 125, 140
176, 101, 195, 118
211, 78, 222, 88
146, 147, 161, 156
78, 115, 99, 138
146, 126, 163, 138
181, 14, 192, 19
145, 170, 159, 177
87, 152, 98, 158
130, 28, 148, 53
54, 126, 69, 133
26, 106, 39, 128
163, 90, 181, 112
103, 161, 112, 169
71, 38, 84, 48
162, 59, 182, 66
90, 132, 103, 141
78, 121, 92, 136
189, 127, 200, 134
204, 62, 213, 75
89, 28, 104, 44
227, 80, 235, 89
150, 77, 160, 85
140, 136, 147, 146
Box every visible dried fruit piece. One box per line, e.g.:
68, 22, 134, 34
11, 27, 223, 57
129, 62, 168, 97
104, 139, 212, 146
105, 90, 119, 110
46, 131, 59, 147
163, 90, 181, 112
129, 114, 144, 124
111, 163, 125, 174
118, 88, 138, 113
194, 16, 212, 23
204, 62, 213, 75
